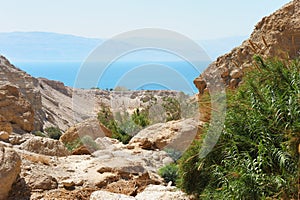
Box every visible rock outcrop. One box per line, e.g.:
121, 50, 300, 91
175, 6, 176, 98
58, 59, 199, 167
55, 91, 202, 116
0, 54, 187, 134
20, 137, 70, 157
0, 56, 45, 131
194, 0, 300, 125
194, 0, 300, 93
0, 147, 21, 200
7, 135, 175, 199
0, 85, 34, 133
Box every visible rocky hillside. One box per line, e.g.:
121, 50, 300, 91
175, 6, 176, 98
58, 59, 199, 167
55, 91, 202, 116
0, 56, 45, 132
193, 0, 300, 125
0, 53, 198, 199
0, 55, 189, 133
194, 0, 300, 93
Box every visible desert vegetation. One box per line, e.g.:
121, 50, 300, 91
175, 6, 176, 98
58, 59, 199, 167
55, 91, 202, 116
177, 57, 300, 199
97, 93, 195, 144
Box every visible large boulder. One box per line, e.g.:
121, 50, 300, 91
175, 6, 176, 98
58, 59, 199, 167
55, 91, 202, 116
129, 118, 199, 151
0, 85, 34, 133
135, 184, 192, 200
20, 137, 69, 157
90, 191, 135, 200
27, 174, 58, 190
0, 147, 21, 200
60, 118, 112, 146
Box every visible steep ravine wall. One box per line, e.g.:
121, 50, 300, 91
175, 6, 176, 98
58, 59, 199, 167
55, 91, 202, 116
194, 0, 300, 122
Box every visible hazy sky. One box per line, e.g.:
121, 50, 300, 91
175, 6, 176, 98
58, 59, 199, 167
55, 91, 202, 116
0, 0, 291, 40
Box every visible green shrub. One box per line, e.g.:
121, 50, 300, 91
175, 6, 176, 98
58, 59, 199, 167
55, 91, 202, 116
44, 127, 62, 140
131, 108, 150, 128
97, 105, 133, 144
97, 104, 114, 127
65, 138, 82, 151
178, 57, 299, 199
158, 163, 179, 185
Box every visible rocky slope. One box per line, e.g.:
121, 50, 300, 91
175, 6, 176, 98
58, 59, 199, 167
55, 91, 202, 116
0, 54, 197, 199
0, 55, 189, 133
1, 130, 195, 199
194, 0, 300, 93
0, 56, 45, 131
193, 0, 300, 126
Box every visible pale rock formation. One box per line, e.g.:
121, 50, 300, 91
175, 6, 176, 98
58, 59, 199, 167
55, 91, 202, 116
135, 184, 192, 200
194, 0, 300, 93
0, 147, 21, 200
27, 174, 58, 190
0, 56, 45, 131
0, 85, 34, 133
60, 118, 112, 145
20, 137, 70, 157
129, 118, 199, 153
90, 191, 135, 200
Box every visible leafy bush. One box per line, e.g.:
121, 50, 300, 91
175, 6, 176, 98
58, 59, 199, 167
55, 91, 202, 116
97, 105, 132, 144
65, 138, 82, 151
131, 108, 150, 128
44, 127, 62, 140
178, 57, 299, 199
97, 104, 114, 127
158, 163, 179, 185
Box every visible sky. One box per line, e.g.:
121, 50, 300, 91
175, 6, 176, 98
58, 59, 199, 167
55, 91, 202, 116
0, 0, 292, 40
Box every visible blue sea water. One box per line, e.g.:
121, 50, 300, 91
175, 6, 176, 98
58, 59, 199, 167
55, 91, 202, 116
14, 61, 209, 94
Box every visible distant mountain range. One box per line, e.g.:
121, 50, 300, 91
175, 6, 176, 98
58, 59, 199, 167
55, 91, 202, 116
0, 31, 247, 62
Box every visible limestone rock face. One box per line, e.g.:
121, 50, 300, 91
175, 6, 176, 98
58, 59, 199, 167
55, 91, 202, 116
0, 56, 45, 131
39, 78, 72, 97
194, 0, 300, 93
0, 147, 21, 200
20, 137, 70, 157
129, 118, 199, 151
0, 85, 34, 133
